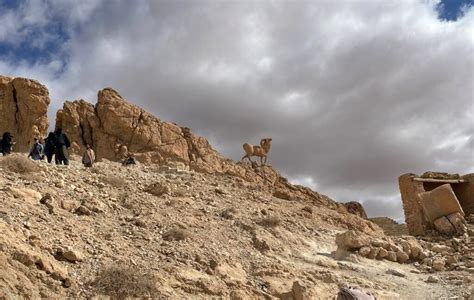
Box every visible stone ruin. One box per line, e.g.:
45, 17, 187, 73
399, 172, 474, 236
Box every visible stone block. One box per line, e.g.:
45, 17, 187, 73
419, 184, 464, 223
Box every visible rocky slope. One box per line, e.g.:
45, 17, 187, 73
0, 155, 472, 299
0, 76, 472, 298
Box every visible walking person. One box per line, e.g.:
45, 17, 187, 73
44, 132, 56, 163
54, 128, 71, 165
82, 144, 95, 167
28, 138, 44, 160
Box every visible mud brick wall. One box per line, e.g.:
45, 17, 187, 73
399, 174, 428, 236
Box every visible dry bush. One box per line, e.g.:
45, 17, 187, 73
258, 216, 281, 227
162, 228, 190, 241
101, 175, 126, 187
90, 265, 160, 299
0, 154, 39, 174
220, 207, 237, 220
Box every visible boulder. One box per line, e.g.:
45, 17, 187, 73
358, 246, 371, 257
367, 247, 380, 259
377, 248, 389, 259
335, 230, 370, 250
432, 258, 446, 272
0, 76, 50, 152
396, 251, 409, 263
343, 201, 368, 219
419, 184, 464, 223
433, 216, 456, 235
60, 248, 84, 263
387, 251, 398, 262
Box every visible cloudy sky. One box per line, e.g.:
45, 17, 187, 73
1, 0, 473, 220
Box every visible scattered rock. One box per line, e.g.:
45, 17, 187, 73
60, 248, 84, 263
144, 182, 170, 197
386, 268, 406, 277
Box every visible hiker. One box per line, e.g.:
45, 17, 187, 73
1, 132, 14, 155
122, 153, 136, 166
54, 128, 71, 165
28, 138, 44, 160
82, 144, 95, 167
43, 132, 56, 163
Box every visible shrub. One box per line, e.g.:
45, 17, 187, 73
220, 207, 237, 220
258, 216, 281, 227
0, 154, 39, 174
162, 228, 190, 241
90, 265, 160, 299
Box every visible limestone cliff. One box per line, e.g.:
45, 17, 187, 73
0, 76, 50, 152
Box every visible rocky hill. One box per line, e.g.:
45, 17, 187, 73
0, 76, 472, 298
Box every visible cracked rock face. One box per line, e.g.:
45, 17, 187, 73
0, 76, 50, 152
56, 88, 215, 165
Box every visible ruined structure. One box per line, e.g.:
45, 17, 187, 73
0, 76, 50, 152
399, 172, 474, 236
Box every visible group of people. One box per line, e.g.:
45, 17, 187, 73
1, 129, 136, 167
1, 128, 96, 168
26, 128, 76, 166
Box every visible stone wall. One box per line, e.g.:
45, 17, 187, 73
399, 172, 474, 236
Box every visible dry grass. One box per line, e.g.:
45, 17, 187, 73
90, 265, 160, 299
101, 175, 126, 187
220, 207, 237, 220
258, 216, 281, 227
0, 154, 39, 174
162, 228, 190, 241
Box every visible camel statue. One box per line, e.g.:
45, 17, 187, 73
241, 138, 272, 166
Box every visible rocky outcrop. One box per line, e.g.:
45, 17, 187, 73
343, 201, 368, 219
55, 89, 284, 185
0, 76, 50, 152
56, 88, 223, 166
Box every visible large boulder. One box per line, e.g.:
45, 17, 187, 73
0, 76, 50, 152
419, 184, 464, 223
335, 230, 370, 250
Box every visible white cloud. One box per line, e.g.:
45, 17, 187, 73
0, 0, 473, 220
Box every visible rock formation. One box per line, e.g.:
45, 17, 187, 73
0, 76, 50, 152
56, 88, 227, 168
343, 201, 368, 219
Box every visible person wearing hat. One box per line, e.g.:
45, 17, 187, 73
28, 138, 44, 160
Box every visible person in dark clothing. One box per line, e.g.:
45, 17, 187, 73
54, 128, 71, 165
28, 138, 44, 160
122, 153, 136, 166
43, 132, 56, 163
1, 132, 15, 156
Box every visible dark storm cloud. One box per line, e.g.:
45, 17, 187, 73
1, 1, 473, 221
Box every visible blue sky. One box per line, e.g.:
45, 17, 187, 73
437, 0, 473, 20
0, 1, 473, 220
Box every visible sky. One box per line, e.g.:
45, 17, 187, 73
0, 0, 473, 221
